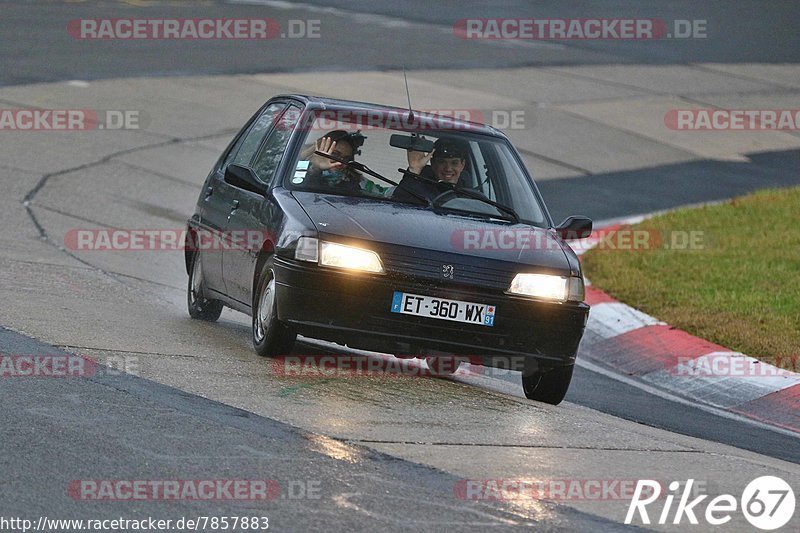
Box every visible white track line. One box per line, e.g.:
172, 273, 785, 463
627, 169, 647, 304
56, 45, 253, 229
575, 357, 800, 439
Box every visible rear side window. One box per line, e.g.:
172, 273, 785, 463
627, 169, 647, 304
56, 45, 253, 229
252, 105, 301, 184
223, 102, 286, 169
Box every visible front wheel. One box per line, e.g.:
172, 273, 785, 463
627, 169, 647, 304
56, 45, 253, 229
187, 252, 224, 322
521, 365, 574, 405
252, 256, 296, 357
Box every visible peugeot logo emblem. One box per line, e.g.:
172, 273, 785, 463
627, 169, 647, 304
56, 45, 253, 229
442, 264, 454, 279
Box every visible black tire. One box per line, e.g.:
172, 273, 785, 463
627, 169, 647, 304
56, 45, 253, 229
187, 252, 224, 322
252, 256, 296, 357
521, 364, 574, 405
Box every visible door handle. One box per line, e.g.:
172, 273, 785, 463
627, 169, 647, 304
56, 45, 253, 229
230, 200, 240, 212
204, 186, 213, 199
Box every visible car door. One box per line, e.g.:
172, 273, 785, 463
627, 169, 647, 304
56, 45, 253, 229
223, 104, 302, 306
201, 102, 287, 298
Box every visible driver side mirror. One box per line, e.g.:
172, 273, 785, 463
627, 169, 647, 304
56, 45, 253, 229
555, 216, 593, 240
224, 164, 265, 195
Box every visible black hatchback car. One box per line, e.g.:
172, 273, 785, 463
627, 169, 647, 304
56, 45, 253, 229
185, 95, 592, 404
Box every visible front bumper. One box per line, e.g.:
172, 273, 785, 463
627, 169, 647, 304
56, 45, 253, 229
274, 257, 589, 369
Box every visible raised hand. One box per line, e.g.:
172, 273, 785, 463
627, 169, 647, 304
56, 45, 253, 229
407, 148, 435, 174
310, 136, 345, 171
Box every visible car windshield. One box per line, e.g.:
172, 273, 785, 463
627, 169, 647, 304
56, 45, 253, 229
286, 109, 548, 226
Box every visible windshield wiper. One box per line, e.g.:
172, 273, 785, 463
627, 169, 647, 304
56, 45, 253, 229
400, 168, 520, 224
313, 151, 432, 207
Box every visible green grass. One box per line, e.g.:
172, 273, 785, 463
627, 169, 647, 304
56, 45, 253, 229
581, 186, 800, 369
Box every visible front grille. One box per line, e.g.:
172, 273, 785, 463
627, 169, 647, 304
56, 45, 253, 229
380, 248, 513, 290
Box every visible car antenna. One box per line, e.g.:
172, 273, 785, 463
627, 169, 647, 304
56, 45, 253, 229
403, 66, 414, 122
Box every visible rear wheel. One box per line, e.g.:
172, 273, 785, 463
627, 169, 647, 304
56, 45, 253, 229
187, 252, 224, 321
521, 365, 574, 405
252, 256, 296, 357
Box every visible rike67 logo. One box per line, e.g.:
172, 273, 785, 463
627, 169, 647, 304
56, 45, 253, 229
626, 477, 795, 530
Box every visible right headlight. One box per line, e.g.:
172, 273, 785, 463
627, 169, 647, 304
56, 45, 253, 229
507, 273, 584, 302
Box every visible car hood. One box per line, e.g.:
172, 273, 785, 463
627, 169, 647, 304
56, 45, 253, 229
293, 192, 572, 273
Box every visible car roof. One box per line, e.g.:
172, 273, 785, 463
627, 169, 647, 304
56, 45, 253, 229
272, 93, 509, 139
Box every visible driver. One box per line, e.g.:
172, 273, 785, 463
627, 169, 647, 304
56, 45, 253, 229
392, 136, 470, 203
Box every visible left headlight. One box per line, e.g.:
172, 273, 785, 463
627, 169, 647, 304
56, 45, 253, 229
507, 273, 584, 302
295, 237, 384, 274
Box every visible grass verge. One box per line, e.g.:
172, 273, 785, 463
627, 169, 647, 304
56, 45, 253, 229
581, 186, 800, 370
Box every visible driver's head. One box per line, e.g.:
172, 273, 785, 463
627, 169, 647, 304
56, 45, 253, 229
431, 137, 468, 183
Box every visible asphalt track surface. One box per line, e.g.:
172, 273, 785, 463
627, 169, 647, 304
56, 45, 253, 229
0, 327, 624, 531
1, 1, 799, 531
4, 0, 799, 86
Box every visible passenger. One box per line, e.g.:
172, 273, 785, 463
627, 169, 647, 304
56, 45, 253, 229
392, 136, 470, 203
301, 130, 388, 197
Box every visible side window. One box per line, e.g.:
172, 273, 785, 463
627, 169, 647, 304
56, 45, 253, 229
223, 103, 286, 169
252, 105, 302, 184
474, 143, 496, 201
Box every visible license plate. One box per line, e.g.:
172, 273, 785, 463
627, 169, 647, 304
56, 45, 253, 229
390, 291, 496, 326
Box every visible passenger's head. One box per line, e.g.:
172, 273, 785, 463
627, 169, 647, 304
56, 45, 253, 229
431, 137, 468, 183
322, 129, 366, 161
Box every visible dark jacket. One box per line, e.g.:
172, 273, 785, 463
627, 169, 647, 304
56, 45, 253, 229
391, 167, 452, 204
